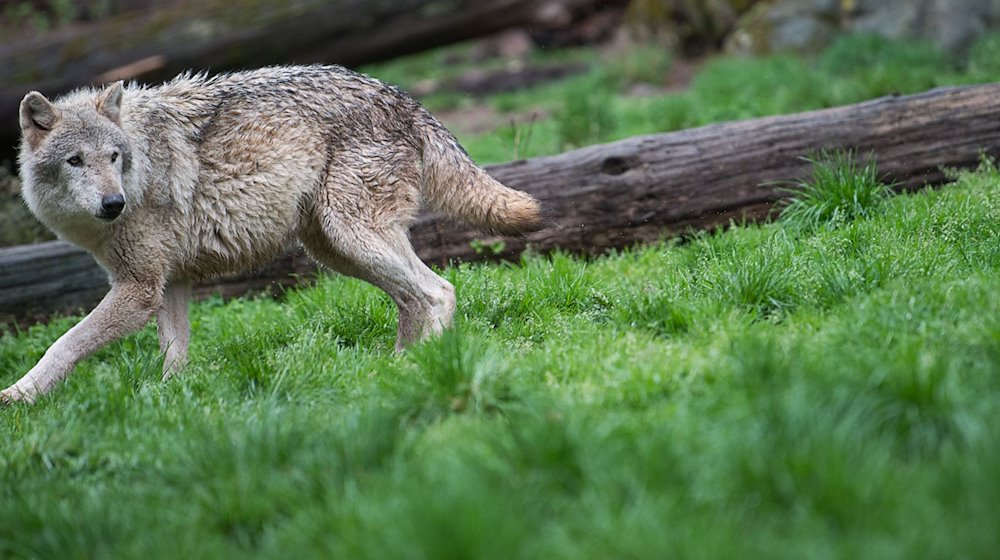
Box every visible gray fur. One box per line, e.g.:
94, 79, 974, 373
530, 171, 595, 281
3, 65, 542, 404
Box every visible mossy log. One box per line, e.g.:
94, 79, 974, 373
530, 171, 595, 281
3, 83, 1000, 324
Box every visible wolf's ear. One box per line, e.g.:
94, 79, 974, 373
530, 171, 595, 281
19, 91, 61, 136
96, 81, 124, 124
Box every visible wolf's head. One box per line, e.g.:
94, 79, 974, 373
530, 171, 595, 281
18, 82, 133, 226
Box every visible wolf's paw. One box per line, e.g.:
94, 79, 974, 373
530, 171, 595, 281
0, 385, 36, 406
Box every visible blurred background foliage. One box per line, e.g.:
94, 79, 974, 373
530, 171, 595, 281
6, 0, 1000, 247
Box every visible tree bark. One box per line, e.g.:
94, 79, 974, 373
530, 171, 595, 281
0, 0, 612, 157
2, 83, 999, 324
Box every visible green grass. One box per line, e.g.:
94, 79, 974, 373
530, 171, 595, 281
3, 155, 1000, 557
779, 150, 892, 230
816, 33, 951, 99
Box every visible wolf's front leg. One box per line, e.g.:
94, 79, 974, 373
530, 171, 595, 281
1, 282, 161, 404
157, 282, 191, 380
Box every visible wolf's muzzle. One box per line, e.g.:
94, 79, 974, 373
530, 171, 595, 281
99, 193, 126, 220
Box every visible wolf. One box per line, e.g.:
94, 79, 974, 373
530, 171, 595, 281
2, 65, 542, 404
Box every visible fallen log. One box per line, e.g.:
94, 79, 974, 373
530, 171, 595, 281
2, 83, 999, 324
0, 0, 614, 161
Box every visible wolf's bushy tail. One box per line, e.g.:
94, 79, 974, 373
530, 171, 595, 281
417, 114, 542, 236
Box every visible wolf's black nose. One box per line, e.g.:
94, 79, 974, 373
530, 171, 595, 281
100, 193, 125, 220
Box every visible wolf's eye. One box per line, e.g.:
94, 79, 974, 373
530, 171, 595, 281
111, 151, 119, 163
67, 155, 83, 167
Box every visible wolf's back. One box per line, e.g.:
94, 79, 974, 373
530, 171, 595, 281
416, 113, 542, 236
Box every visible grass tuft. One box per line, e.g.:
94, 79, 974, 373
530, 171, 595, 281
554, 73, 617, 149
615, 285, 693, 337
966, 32, 1000, 80
818, 33, 951, 98
780, 150, 892, 230
403, 327, 515, 420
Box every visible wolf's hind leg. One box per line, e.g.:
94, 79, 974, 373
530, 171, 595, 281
157, 282, 191, 380
300, 215, 456, 351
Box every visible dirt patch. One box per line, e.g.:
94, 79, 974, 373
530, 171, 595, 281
436, 105, 548, 136
413, 61, 589, 99
665, 56, 702, 91
452, 62, 588, 96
